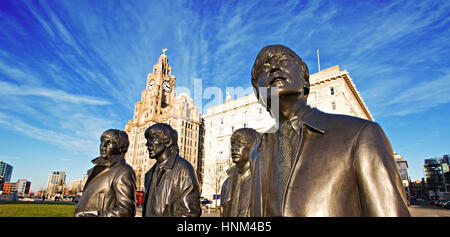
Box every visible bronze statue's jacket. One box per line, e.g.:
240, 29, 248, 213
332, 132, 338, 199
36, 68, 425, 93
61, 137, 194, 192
74, 155, 136, 217
250, 107, 410, 217
142, 155, 201, 217
220, 165, 252, 217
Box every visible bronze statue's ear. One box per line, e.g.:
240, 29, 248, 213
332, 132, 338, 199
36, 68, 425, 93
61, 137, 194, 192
119, 147, 127, 154
164, 139, 173, 148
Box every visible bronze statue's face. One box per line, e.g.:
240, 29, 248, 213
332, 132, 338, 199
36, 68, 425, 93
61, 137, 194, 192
257, 53, 305, 96
146, 136, 166, 159
255, 52, 307, 112
231, 140, 251, 166
100, 135, 121, 159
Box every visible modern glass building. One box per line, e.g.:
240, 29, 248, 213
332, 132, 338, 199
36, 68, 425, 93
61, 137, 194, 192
0, 161, 13, 182
424, 155, 450, 200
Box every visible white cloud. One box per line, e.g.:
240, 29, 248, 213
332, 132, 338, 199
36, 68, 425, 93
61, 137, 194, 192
0, 81, 111, 105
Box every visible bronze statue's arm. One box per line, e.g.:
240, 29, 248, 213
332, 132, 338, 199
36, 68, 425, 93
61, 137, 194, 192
176, 166, 202, 217
354, 122, 410, 217
220, 177, 231, 217
99, 167, 137, 217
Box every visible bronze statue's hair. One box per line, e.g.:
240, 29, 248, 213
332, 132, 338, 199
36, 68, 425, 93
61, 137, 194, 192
101, 129, 130, 154
231, 128, 261, 145
251, 44, 310, 99
144, 123, 179, 154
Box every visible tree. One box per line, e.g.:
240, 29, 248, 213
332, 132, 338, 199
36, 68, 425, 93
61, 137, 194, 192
204, 157, 230, 213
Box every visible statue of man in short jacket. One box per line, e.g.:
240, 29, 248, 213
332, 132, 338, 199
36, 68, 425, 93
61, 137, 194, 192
249, 44, 410, 217
221, 128, 260, 217
74, 129, 136, 217
142, 123, 201, 217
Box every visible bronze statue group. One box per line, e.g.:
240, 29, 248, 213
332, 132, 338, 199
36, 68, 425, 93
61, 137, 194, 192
73, 45, 410, 217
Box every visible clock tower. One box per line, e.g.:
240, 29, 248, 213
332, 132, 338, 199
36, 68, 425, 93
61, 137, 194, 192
144, 49, 175, 121
124, 49, 204, 191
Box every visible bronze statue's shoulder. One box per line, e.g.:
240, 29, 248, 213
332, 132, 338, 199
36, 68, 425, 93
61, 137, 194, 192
311, 108, 377, 133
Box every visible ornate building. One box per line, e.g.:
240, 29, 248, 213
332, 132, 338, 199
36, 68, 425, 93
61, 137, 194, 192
124, 50, 203, 191
201, 65, 374, 201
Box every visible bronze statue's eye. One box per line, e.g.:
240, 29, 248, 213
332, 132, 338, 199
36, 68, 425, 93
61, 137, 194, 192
279, 58, 288, 65
262, 63, 271, 69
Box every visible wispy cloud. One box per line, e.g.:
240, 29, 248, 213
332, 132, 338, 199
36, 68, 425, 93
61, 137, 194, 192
0, 112, 112, 156
0, 81, 110, 105
377, 72, 450, 117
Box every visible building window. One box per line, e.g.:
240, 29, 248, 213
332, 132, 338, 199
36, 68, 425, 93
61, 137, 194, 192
332, 102, 336, 110
232, 126, 235, 132
244, 123, 247, 128
220, 118, 223, 125
330, 87, 335, 95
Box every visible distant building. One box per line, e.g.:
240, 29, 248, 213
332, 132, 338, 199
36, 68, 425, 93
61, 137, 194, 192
394, 154, 410, 199
69, 179, 84, 194
308, 65, 373, 120
424, 154, 450, 200
0, 160, 13, 182
81, 173, 88, 191
46, 171, 66, 196
2, 182, 16, 194
201, 65, 374, 201
16, 179, 31, 194
0, 177, 4, 190
410, 178, 428, 201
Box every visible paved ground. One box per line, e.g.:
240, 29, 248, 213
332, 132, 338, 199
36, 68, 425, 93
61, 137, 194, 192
409, 204, 450, 217
135, 206, 221, 217
14, 199, 450, 217
136, 204, 450, 217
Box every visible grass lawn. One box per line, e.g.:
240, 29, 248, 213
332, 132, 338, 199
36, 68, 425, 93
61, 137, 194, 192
0, 201, 76, 217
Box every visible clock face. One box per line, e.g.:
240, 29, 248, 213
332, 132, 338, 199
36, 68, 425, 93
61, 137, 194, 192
163, 80, 172, 93
148, 80, 155, 90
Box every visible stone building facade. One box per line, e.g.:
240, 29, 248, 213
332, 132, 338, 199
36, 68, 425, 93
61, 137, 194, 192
201, 65, 374, 201
124, 51, 203, 191
46, 171, 66, 196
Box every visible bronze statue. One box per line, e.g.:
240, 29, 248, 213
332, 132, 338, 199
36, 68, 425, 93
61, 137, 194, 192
142, 123, 201, 217
221, 128, 260, 217
249, 44, 410, 217
74, 129, 136, 217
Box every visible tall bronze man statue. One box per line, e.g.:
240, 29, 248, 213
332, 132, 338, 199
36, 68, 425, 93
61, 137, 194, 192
221, 128, 260, 217
142, 123, 201, 217
249, 44, 410, 217
74, 129, 136, 217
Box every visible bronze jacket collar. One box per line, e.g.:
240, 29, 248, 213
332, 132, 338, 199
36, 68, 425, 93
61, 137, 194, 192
91, 155, 125, 167
277, 106, 327, 135
155, 152, 177, 170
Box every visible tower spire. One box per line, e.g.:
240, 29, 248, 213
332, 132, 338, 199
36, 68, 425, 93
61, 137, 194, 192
162, 48, 168, 55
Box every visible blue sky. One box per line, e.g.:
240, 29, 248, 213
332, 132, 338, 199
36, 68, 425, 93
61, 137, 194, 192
0, 0, 449, 191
